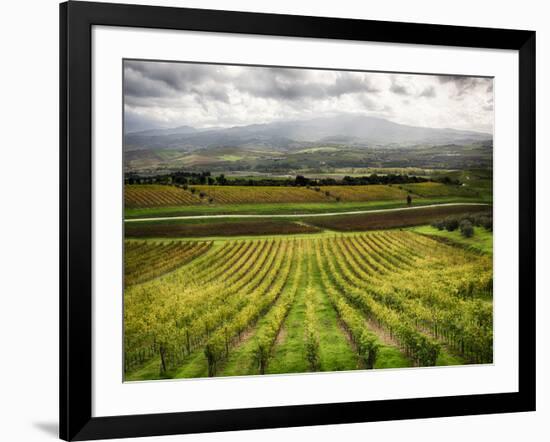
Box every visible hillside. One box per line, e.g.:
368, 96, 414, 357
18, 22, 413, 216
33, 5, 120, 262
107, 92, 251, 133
124, 114, 492, 151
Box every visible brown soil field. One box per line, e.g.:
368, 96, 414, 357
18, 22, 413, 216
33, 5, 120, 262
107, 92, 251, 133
125, 219, 320, 238
307, 205, 491, 231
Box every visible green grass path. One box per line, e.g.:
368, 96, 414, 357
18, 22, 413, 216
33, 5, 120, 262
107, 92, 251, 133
266, 250, 359, 374
218, 245, 310, 376
125, 345, 210, 381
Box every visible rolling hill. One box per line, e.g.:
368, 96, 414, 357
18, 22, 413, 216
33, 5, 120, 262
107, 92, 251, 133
124, 114, 492, 152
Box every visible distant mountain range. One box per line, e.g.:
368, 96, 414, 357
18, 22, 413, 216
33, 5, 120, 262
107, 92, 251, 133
124, 114, 492, 151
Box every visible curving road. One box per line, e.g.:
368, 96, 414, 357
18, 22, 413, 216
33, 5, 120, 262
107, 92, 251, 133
125, 202, 490, 223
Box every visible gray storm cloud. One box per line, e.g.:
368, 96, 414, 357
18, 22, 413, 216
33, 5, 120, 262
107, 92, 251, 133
389, 79, 410, 96
123, 60, 494, 134
419, 86, 436, 98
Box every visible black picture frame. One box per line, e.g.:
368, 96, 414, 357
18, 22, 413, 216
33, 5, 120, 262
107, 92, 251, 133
60, 1, 536, 440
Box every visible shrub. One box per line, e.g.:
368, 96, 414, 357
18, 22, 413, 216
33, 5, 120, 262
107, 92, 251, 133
459, 219, 474, 238
458, 214, 474, 224
477, 215, 493, 231
431, 220, 445, 231
444, 217, 459, 232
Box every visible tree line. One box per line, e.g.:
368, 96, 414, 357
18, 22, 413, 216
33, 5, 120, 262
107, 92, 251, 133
125, 171, 446, 187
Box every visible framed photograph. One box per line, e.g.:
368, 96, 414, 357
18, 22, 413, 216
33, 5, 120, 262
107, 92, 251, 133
60, 1, 536, 440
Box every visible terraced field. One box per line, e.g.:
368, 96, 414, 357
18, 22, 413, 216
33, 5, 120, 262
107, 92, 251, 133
124, 231, 493, 380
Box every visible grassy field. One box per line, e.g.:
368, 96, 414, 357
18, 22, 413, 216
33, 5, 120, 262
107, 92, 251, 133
124, 230, 492, 380
410, 225, 493, 255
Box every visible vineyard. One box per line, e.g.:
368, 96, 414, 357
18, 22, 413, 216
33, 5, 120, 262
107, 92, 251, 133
321, 185, 408, 202
124, 241, 211, 286
192, 185, 329, 204
124, 230, 493, 380
124, 182, 480, 209
401, 182, 479, 198
125, 185, 201, 208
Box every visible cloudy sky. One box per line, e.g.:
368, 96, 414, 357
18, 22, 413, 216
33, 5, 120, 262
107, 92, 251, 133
124, 60, 494, 134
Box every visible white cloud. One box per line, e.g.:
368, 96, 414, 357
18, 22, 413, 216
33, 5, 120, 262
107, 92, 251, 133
124, 60, 493, 134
